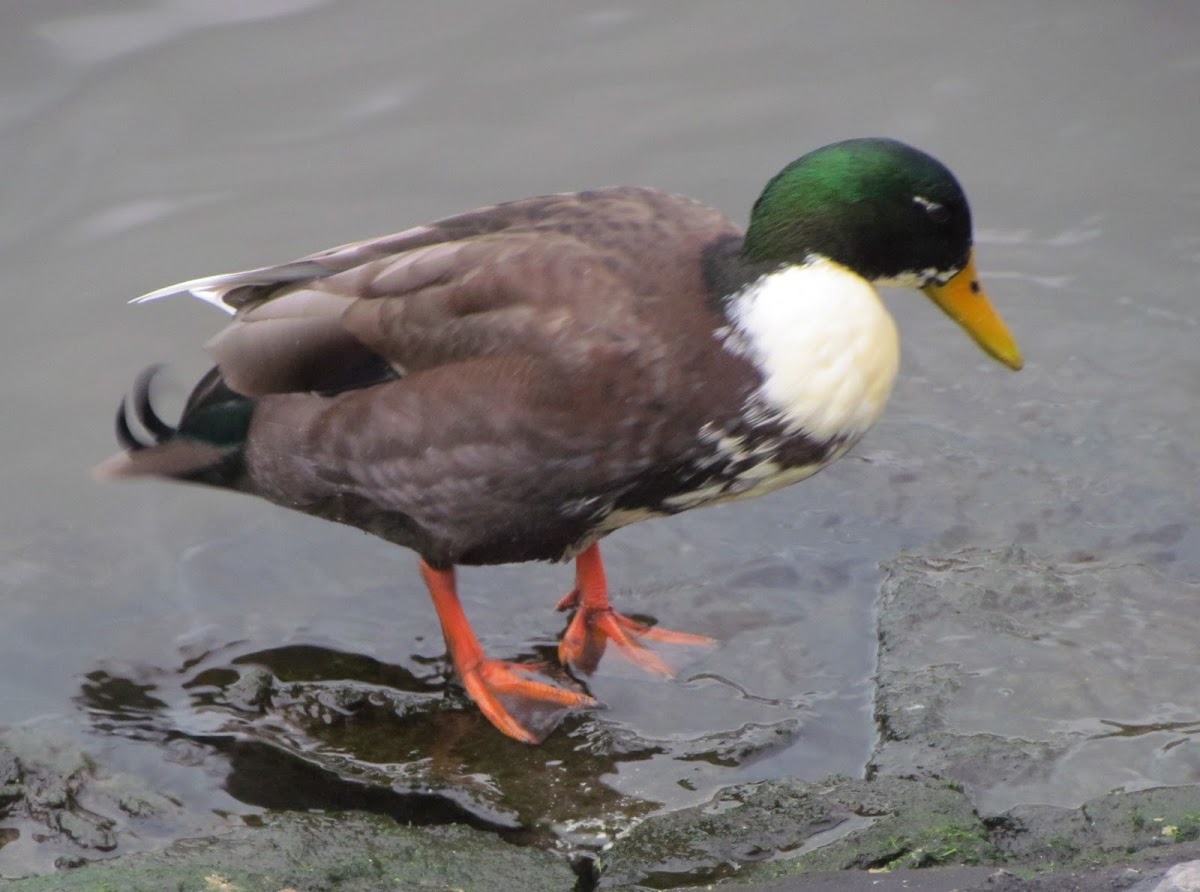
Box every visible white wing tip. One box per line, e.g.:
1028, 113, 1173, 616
131, 275, 238, 314
128, 260, 329, 314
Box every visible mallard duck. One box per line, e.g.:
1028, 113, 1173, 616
97, 138, 1022, 744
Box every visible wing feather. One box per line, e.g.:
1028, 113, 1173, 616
131, 187, 736, 396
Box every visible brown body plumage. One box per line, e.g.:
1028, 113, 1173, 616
106, 187, 833, 568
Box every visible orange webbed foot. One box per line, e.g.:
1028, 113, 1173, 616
556, 543, 717, 676
459, 658, 596, 744
421, 560, 596, 744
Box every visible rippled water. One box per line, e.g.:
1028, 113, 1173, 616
2, 0, 1198, 873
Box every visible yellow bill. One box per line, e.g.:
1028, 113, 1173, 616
922, 250, 1023, 370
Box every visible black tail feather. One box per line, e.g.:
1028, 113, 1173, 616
115, 364, 177, 450
101, 364, 251, 486
115, 397, 141, 451
132, 363, 176, 441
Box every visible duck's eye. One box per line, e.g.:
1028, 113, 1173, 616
913, 195, 950, 224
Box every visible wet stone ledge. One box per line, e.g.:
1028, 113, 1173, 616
0, 810, 577, 892
4, 544, 1199, 890
596, 777, 1200, 889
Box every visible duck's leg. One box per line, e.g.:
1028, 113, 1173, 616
556, 543, 716, 676
420, 560, 596, 744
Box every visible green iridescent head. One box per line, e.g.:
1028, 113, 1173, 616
744, 138, 973, 284
743, 138, 1022, 369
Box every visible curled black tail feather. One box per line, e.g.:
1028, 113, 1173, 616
115, 364, 175, 451
105, 365, 252, 487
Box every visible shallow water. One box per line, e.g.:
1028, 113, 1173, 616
2, 0, 1199, 873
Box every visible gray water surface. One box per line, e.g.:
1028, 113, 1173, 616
2, 0, 1198, 873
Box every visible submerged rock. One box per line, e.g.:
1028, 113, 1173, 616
873, 546, 1200, 814
0, 723, 223, 876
